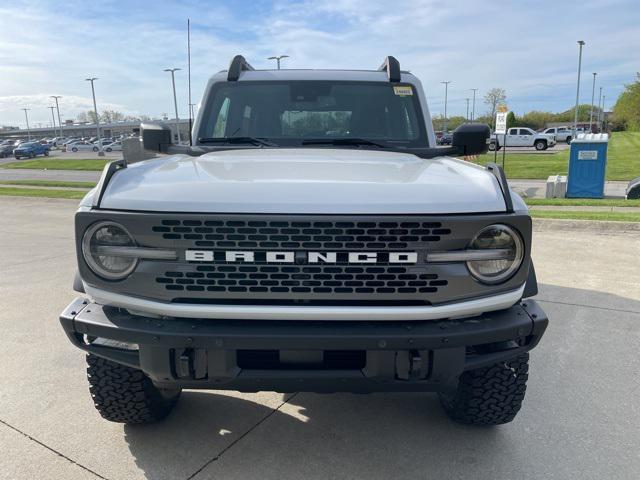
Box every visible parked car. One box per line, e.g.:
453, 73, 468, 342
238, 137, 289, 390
63, 138, 80, 146
490, 127, 556, 151
69, 141, 99, 152
541, 126, 572, 144
0, 144, 14, 158
93, 139, 114, 147
13, 141, 50, 159
437, 132, 453, 145
104, 141, 122, 152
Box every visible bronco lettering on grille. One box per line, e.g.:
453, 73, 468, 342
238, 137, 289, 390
185, 250, 418, 264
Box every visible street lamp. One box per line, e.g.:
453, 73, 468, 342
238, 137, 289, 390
589, 72, 597, 132
470, 88, 478, 122
597, 86, 603, 132
267, 55, 289, 69
21, 108, 31, 140
48, 106, 57, 133
164, 68, 182, 144
465, 98, 470, 122
601, 94, 606, 131
441, 81, 451, 132
573, 40, 585, 138
50, 96, 63, 138
85, 78, 105, 156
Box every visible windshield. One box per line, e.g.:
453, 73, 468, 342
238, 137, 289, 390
198, 81, 428, 147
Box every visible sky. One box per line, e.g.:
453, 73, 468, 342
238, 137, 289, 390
1, 0, 639, 128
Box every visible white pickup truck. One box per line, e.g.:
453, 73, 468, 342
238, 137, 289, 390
541, 126, 572, 144
489, 127, 556, 151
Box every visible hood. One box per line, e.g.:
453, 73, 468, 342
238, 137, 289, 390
98, 148, 508, 214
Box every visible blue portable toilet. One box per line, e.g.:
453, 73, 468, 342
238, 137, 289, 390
566, 133, 609, 198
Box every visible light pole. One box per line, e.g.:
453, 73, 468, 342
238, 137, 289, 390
50, 96, 63, 138
164, 68, 182, 144
267, 55, 289, 69
573, 40, 585, 138
48, 106, 57, 133
85, 77, 105, 156
597, 87, 603, 132
589, 72, 597, 132
465, 98, 470, 122
601, 94, 606, 131
21, 108, 31, 140
470, 88, 478, 122
441, 81, 451, 132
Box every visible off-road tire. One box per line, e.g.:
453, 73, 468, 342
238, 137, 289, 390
438, 353, 529, 426
534, 140, 547, 150
86, 354, 181, 424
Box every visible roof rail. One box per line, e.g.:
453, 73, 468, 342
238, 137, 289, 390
227, 55, 254, 81
378, 56, 401, 82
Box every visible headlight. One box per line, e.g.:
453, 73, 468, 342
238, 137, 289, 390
82, 221, 137, 280
466, 224, 524, 284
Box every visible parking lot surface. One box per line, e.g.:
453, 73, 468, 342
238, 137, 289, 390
1, 196, 639, 480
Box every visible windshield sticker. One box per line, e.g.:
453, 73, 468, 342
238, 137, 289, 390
393, 86, 413, 96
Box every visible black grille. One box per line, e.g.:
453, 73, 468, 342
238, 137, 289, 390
151, 219, 451, 250
156, 264, 448, 295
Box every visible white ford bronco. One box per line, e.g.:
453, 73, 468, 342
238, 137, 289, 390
60, 56, 547, 426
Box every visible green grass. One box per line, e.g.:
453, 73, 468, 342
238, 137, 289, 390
0, 187, 89, 199
475, 131, 640, 180
525, 198, 640, 207
0, 159, 109, 171
530, 210, 640, 222
0, 180, 96, 188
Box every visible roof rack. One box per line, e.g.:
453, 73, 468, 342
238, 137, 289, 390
227, 55, 254, 81
378, 56, 401, 82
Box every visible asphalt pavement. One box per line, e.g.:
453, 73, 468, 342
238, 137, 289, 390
1, 196, 639, 480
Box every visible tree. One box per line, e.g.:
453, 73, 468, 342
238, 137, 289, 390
432, 115, 467, 132
100, 110, 125, 123
484, 88, 507, 127
76, 110, 98, 123
506, 111, 517, 129
612, 73, 640, 131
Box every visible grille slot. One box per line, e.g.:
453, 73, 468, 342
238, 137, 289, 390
156, 265, 447, 295
152, 220, 451, 250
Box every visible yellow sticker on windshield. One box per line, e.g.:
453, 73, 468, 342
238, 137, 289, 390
393, 85, 413, 96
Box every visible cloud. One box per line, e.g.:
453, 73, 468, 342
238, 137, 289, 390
0, 0, 638, 127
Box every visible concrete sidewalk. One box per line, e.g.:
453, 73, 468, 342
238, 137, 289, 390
1, 196, 639, 480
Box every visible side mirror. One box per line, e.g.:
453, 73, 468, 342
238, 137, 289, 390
141, 123, 172, 153
452, 123, 491, 155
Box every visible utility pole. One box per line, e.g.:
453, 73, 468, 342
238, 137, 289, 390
441, 81, 451, 132
164, 68, 182, 144
21, 108, 31, 140
267, 55, 289, 69
85, 77, 105, 156
589, 72, 597, 132
48, 106, 57, 133
601, 94, 606, 132
50, 96, 63, 138
573, 40, 585, 138
470, 88, 478, 122
465, 98, 470, 122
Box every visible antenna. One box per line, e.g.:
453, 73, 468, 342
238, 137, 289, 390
187, 18, 192, 145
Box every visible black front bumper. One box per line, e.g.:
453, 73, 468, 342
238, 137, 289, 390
60, 298, 548, 393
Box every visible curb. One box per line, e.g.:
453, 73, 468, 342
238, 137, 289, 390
532, 217, 640, 233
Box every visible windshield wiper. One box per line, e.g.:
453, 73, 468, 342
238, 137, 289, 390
301, 138, 387, 148
198, 137, 277, 147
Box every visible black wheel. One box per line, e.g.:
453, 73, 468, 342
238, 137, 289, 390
14, 156, 20, 160
72, 147, 78, 152
565, 136, 572, 144
106, 147, 112, 152
534, 140, 547, 151
438, 353, 529, 426
488, 142, 496, 151
44, 150, 49, 156
93, 146, 99, 152
86, 354, 181, 424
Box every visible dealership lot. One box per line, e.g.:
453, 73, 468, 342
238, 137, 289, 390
1, 196, 639, 480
